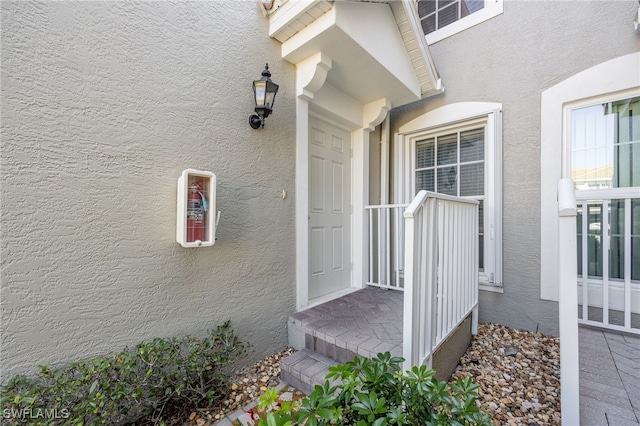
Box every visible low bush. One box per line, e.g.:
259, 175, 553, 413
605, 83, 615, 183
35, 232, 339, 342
258, 352, 492, 426
1, 321, 246, 425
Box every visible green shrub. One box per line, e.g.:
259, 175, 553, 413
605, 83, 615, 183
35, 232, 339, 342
258, 352, 492, 426
1, 321, 246, 425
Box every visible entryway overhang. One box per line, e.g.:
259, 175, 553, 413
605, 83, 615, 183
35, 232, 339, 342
267, 0, 442, 113
263, 0, 443, 310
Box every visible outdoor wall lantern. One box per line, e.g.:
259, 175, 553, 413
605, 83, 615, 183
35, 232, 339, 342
249, 63, 279, 129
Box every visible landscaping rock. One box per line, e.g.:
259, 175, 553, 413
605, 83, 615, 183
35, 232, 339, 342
184, 324, 561, 426
451, 323, 561, 426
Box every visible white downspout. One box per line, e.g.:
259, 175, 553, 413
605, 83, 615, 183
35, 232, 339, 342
380, 115, 390, 205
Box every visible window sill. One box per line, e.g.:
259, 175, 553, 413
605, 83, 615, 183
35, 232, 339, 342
479, 283, 504, 294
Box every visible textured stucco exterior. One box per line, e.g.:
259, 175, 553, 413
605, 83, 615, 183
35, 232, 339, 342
1, 1, 297, 381
2, 0, 638, 383
390, 0, 640, 335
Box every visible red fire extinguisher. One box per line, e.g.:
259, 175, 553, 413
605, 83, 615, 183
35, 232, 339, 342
187, 182, 207, 242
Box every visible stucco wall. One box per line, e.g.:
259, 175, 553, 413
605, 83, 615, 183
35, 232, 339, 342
1, 1, 297, 381
390, 1, 640, 335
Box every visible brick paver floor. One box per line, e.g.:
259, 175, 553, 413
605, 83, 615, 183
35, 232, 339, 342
579, 327, 640, 426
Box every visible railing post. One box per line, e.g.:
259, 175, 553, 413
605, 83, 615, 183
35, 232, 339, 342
403, 191, 431, 369
403, 206, 416, 369
471, 202, 479, 335
558, 178, 580, 425
423, 197, 437, 369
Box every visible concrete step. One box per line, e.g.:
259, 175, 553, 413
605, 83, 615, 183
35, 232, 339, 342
304, 331, 361, 364
286, 288, 404, 365
282, 289, 404, 394
284, 287, 473, 385
279, 348, 340, 395
288, 315, 403, 364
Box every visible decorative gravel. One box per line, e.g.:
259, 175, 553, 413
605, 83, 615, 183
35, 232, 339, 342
186, 323, 560, 425
186, 348, 295, 425
451, 323, 561, 426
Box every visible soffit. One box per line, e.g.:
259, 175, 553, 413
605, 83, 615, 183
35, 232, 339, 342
267, 0, 442, 106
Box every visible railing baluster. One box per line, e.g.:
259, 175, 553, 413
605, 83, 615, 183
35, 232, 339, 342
456, 203, 462, 324
456, 203, 463, 323
437, 200, 445, 343
395, 207, 400, 289
603, 200, 609, 326
459, 205, 465, 319
465, 206, 472, 313
442, 201, 449, 338
425, 197, 438, 363
448, 202, 453, 337
445, 202, 450, 342
581, 200, 589, 322
624, 198, 631, 329
369, 208, 374, 285
385, 208, 391, 288
377, 208, 382, 286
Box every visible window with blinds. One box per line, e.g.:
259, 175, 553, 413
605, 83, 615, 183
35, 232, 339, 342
415, 126, 486, 270
398, 102, 502, 287
415, 0, 503, 44
416, 0, 484, 36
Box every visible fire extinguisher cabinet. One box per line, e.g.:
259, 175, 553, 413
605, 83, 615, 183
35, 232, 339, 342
177, 169, 216, 248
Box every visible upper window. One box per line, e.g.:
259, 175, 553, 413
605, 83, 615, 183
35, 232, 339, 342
415, 0, 503, 44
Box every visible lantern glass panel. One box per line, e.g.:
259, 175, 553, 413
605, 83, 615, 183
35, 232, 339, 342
253, 80, 267, 108
265, 81, 278, 109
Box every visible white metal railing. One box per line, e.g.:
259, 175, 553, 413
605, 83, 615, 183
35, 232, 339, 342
575, 188, 640, 334
402, 190, 479, 369
557, 178, 580, 425
365, 203, 409, 290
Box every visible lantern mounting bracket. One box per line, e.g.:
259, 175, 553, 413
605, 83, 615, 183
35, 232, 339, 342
249, 114, 264, 129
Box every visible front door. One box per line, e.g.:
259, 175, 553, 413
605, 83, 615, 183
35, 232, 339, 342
308, 116, 351, 299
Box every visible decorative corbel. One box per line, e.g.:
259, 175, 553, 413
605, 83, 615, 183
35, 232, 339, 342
363, 98, 392, 132
296, 52, 332, 102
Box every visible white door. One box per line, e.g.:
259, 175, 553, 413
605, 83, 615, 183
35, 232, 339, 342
309, 117, 351, 299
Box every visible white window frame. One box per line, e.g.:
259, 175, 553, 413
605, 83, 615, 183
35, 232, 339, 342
564, 92, 640, 190
396, 102, 503, 290
540, 52, 640, 302
418, 0, 504, 45
565, 92, 640, 277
